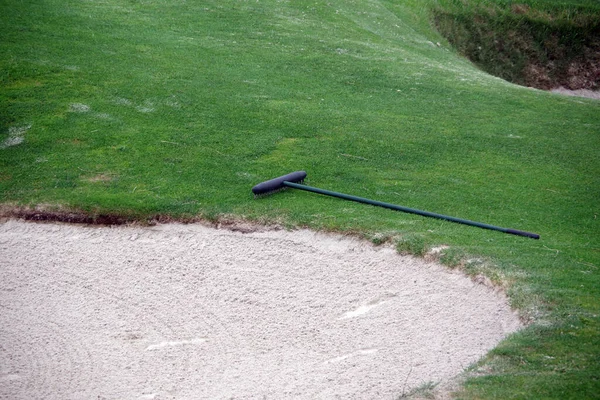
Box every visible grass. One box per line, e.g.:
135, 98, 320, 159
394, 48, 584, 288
399, 380, 439, 399
1, 0, 599, 398
397, 233, 430, 257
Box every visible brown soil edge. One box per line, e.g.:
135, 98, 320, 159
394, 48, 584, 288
0, 203, 275, 232
0, 206, 136, 226
0, 203, 407, 240
0, 204, 404, 256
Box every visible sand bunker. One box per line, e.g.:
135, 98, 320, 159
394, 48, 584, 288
551, 87, 600, 100
0, 220, 521, 399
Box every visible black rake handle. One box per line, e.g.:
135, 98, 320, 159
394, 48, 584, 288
283, 181, 540, 240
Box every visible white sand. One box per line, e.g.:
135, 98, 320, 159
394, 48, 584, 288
551, 87, 600, 100
0, 220, 521, 399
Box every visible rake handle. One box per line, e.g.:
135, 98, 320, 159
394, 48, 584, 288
283, 181, 540, 240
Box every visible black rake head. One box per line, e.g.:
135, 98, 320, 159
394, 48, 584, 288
252, 171, 307, 197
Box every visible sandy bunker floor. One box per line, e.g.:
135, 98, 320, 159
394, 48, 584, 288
0, 220, 521, 399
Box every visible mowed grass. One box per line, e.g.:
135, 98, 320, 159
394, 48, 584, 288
1, 0, 599, 398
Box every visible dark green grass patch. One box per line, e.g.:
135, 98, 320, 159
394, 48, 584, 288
1, 0, 599, 398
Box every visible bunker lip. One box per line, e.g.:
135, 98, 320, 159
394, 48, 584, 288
0, 220, 522, 399
0, 205, 276, 230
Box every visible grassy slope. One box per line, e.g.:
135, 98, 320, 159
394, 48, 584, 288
1, 0, 599, 398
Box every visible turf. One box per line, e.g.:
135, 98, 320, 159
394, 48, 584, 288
1, 0, 599, 398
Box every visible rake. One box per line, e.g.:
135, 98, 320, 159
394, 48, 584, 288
252, 171, 540, 239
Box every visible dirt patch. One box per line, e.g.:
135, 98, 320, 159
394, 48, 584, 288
0, 220, 522, 399
3, 208, 133, 225
84, 174, 114, 183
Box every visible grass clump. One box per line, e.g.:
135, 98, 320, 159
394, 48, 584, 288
396, 234, 430, 257
433, 0, 600, 89
440, 246, 466, 267
398, 380, 439, 399
365, 231, 398, 246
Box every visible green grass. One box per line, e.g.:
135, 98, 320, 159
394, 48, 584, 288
1, 0, 599, 398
